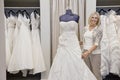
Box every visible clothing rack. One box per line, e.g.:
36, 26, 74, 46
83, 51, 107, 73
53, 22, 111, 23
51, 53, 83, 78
5, 7, 40, 9
5, 6, 41, 79
96, 5, 120, 15
4, 7, 40, 17
97, 5, 120, 8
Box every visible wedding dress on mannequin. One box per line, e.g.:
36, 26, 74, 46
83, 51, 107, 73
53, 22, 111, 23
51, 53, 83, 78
48, 20, 97, 80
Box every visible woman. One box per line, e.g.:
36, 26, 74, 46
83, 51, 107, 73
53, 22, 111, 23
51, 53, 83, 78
81, 12, 102, 80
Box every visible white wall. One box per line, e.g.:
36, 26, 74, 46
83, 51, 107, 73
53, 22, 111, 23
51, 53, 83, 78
0, 0, 6, 80
40, 0, 51, 80
86, 0, 96, 25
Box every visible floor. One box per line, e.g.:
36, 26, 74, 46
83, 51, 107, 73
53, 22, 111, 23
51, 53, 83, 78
7, 72, 120, 80
103, 73, 120, 80
7, 71, 41, 80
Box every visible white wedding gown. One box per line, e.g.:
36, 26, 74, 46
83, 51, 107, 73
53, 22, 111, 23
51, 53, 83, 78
100, 15, 110, 77
107, 14, 120, 76
100, 11, 120, 77
30, 12, 46, 74
48, 21, 97, 80
8, 14, 33, 72
5, 15, 16, 69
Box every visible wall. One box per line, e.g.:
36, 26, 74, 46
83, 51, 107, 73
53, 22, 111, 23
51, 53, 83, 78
40, 0, 51, 80
97, 0, 120, 6
0, 0, 6, 80
4, 0, 39, 7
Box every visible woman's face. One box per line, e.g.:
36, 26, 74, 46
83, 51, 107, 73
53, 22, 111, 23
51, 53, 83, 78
90, 14, 99, 26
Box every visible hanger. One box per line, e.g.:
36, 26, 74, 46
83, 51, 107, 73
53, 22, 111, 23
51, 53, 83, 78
8, 10, 16, 17
34, 10, 38, 14
33, 10, 38, 19
107, 9, 116, 16
99, 9, 107, 13
116, 8, 120, 15
22, 10, 30, 19
116, 8, 120, 12
16, 10, 22, 17
98, 9, 107, 15
108, 9, 112, 11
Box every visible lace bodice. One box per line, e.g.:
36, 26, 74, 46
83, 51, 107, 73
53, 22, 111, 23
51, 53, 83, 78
7, 15, 16, 28
59, 21, 78, 35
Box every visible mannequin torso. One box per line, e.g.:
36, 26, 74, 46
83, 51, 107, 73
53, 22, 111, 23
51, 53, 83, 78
59, 9, 79, 23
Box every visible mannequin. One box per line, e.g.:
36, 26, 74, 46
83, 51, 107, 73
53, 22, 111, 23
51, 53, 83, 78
48, 8, 97, 80
59, 9, 79, 23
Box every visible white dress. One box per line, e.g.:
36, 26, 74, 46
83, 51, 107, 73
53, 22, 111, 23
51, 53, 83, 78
48, 21, 97, 80
100, 15, 110, 77
101, 12, 120, 77
30, 12, 46, 74
6, 15, 16, 69
13, 15, 21, 47
5, 16, 10, 68
108, 14, 120, 76
8, 14, 33, 72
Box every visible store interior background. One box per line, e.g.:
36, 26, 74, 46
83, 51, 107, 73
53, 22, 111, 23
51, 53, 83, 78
0, 0, 120, 80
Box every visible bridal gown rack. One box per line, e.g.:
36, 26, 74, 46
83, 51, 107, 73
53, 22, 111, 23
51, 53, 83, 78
99, 10, 120, 79
4, 7, 40, 17
96, 5, 120, 15
4, 7, 46, 79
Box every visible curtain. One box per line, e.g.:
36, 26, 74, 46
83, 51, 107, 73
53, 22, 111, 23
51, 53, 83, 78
51, 0, 85, 61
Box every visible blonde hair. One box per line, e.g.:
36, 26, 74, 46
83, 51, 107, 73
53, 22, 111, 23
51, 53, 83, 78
88, 12, 100, 26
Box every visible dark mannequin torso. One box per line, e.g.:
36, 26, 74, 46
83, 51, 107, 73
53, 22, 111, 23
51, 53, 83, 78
59, 9, 79, 23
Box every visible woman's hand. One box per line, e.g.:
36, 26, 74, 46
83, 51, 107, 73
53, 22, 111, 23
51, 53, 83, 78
80, 41, 83, 45
82, 51, 90, 59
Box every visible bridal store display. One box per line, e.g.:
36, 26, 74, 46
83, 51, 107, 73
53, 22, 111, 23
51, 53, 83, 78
5, 10, 46, 76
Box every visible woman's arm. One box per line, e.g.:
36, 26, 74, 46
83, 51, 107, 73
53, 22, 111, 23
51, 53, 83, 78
82, 27, 103, 58
82, 45, 97, 58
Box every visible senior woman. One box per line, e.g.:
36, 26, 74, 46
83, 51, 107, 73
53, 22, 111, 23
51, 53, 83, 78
81, 12, 102, 80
